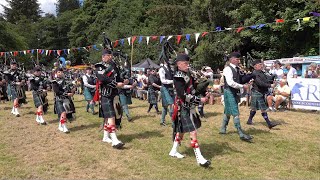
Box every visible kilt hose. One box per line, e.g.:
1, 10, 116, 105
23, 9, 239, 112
173, 105, 201, 134
250, 90, 268, 111
160, 86, 174, 107
83, 87, 95, 101
99, 95, 123, 127
119, 93, 132, 106
32, 91, 49, 113
148, 87, 158, 105
224, 88, 240, 116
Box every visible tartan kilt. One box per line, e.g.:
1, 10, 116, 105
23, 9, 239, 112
10, 85, 27, 104
83, 87, 94, 101
148, 87, 158, 105
160, 86, 174, 107
100, 95, 123, 120
173, 105, 201, 133
54, 97, 75, 117
32, 91, 48, 110
250, 90, 268, 111
119, 93, 132, 106
224, 89, 240, 116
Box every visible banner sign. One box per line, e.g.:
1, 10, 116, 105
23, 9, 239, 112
287, 78, 320, 110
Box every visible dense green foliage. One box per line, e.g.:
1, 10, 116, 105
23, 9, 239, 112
0, 0, 319, 69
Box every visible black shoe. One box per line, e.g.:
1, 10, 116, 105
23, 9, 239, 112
240, 134, 253, 142
160, 122, 166, 126
40, 122, 47, 125
199, 160, 211, 168
246, 121, 253, 125
268, 123, 278, 129
112, 142, 125, 149
128, 117, 133, 122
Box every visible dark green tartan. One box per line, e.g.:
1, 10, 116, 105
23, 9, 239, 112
173, 106, 201, 133
54, 96, 75, 117
224, 89, 240, 116
32, 91, 47, 108
160, 86, 174, 107
148, 87, 158, 105
83, 87, 94, 101
250, 90, 268, 111
119, 93, 132, 106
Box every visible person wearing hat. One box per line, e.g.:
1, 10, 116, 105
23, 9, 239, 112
52, 68, 76, 133
4, 60, 27, 117
169, 53, 211, 168
94, 48, 126, 149
219, 52, 253, 142
147, 68, 161, 114
246, 60, 278, 129
82, 67, 97, 114
29, 67, 50, 125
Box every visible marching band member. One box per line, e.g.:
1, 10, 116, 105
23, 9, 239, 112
170, 53, 211, 167
82, 67, 97, 114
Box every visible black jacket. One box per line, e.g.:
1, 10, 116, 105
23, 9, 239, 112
252, 70, 271, 94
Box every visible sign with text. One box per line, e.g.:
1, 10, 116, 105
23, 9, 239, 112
288, 78, 320, 110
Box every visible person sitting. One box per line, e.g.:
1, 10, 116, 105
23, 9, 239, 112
304, 63, 319, 78
267, 79, 291, 111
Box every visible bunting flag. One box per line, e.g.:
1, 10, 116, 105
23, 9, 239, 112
167, 35, 173, 41
151, 36, 157, 41
201, 32, 209, 37
138, 36, 143, 44
13, 51, 18, 56
310, 12, 320, 17
48, 50, 52, 56
67, 49, 71, 54
257, 24, 266, 29
41, 49, 45, 54
27, 50, 31, 54
303, 17, 311, 22
31, 49, 34, 54
186, 34, 191, 41
236, 27, 244, 33
160, 36, 165, 43
127, 37, 131, 46
146, 36, 150, 45
177, 35, 182, 44
276, 19, 285, 23
0, 52, 4, 56
99, 43, 103, 47
113, 40, 118, 47
132, 36, 137, 44
93, 45, 98, 50
195, 33, 200, 44
23, 51, 26, 55
250, 25, 258, 29
45, 50, 49, 55
225, 27, 232, 31
297, 19, 301, 30
63, 49, 67, 55
216, 27, 222, 31
120, 39, 125, 46
57, 50, 62, 56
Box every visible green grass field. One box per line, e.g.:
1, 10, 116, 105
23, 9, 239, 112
0, 92, 319, 179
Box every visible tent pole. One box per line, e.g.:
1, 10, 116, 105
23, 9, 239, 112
131, 40, 134, 70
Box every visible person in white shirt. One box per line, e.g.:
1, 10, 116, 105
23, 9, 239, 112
270, 60, 284, 80
285, 64, 297, 79
267, 79, 291, 111
82, 67, 97, 114
220, 52, 252, 142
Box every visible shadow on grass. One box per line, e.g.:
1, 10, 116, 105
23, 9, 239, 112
204, 111, 223, 118
129, 105, 148, 109
68, 122, 101, 132
119, 130, 164, 143
184, 141, 243, 160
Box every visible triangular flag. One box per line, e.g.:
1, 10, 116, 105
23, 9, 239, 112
146, 36, 150, 45
296, 19, 301, 30
57, 50, 62, 56
151, 36, 157, 41
195, 33, 200, 44
13, 51, 18, 56
45, 50, 49, 55
23, 51, 26, 55
0, 52, 3, 56
201, 32, 209, 37
120, 39, 125, 46
127, 37, 131, 46
310, 12, 320, 17
303, 17, 311, 22
160, 36, 165, 43
114, 40, 119, 47
99, 44, 103, 47
68, 49, 71, 54
83, 47, 89, 52
138, 36, 143, 44
257, 24, 266, 29
167, 36, 173, 41
216, 27, 222, 31
176, 35, 182, 44
250, 25, 258, 29
63, 49, 67, 55
132, 36, 137, 44
41, 49, 45, 54
38, 49, 42, 54
93, 45, 99, 50
31, 49, 34, 54
236, 27, 244, 33
276, 19, 285, 23
186, 34, 191, 41
48, 50, 52, 56
225, 28, 232, 31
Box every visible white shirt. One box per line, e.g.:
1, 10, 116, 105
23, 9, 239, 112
82, 74, 95, 88
287, 67, 297, 79
270, 68, 284, 80
158, 65, 173, 85
223, 63, 243, 89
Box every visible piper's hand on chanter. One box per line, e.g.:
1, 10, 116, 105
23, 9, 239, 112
117, 82, 125, 88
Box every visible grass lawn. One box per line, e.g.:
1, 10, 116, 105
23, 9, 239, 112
0, 91, 319, 179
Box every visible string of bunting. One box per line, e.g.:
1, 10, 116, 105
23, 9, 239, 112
0, 12, 319, 58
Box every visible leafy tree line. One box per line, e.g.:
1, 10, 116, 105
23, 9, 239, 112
0, 0, 319, 70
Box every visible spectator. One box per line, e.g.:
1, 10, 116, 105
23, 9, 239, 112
201, 66, 214, 81
270, 60, 284, 80
267, 79, 291, 111
285, 64, 297, 79
304, 63, 319, 78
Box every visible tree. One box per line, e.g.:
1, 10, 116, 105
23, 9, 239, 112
56, 0, 80, 16
1, 0, 41, 23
